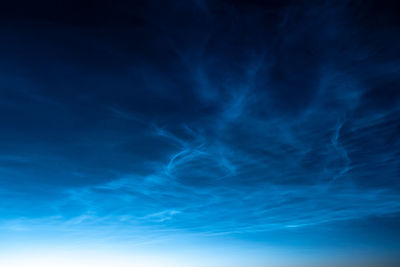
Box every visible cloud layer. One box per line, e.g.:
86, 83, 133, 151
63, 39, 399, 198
0, 0, 399, 259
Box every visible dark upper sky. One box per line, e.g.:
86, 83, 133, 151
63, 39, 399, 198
0, 1, 400, 266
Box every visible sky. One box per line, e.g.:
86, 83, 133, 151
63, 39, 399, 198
0, 0, 400, 266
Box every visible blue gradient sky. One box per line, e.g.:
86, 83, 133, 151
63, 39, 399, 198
0, 1, 400, 266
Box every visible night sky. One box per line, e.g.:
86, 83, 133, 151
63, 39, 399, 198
0, 1, 400, 266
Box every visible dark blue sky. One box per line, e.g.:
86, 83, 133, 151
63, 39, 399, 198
0, 1, 400, 266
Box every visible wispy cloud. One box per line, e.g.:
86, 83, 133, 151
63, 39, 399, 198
0, 0, 399, 260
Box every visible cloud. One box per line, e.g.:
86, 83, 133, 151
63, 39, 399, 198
0, 0, 399, 257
